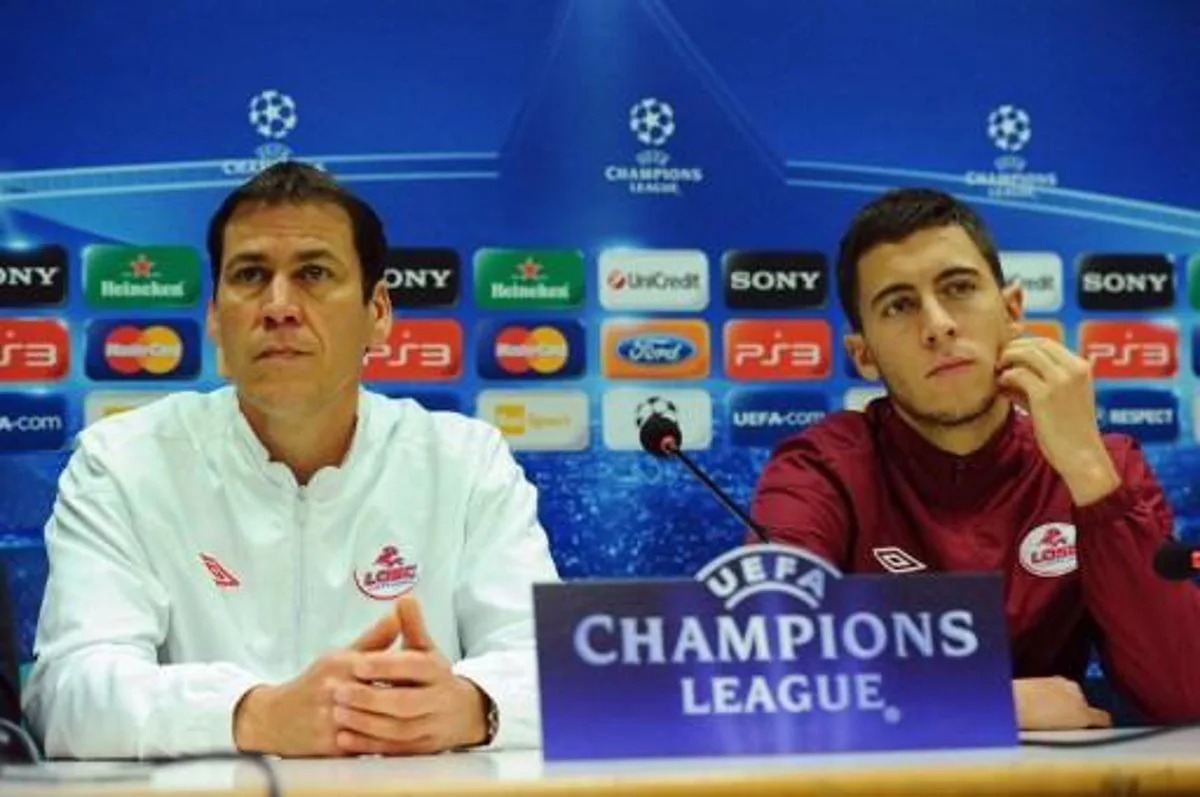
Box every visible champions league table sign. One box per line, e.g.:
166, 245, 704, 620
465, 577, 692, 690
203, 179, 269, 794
533, 544, 1017, 760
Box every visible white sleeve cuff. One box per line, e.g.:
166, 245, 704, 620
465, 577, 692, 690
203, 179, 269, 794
452, 652, 541, 750
157, 666, 265, 757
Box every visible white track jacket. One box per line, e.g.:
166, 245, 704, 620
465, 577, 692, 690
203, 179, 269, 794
23, 388, 560, 758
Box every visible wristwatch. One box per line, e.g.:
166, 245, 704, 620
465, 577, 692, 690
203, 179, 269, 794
481, 691, 500, 747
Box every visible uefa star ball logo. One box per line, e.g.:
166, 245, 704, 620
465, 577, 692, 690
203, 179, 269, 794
605, 95, 703, 196
630, 97, 676, 148
986, 104, 1031, 153
249, 90, 298, 141
635, 395, 678, 429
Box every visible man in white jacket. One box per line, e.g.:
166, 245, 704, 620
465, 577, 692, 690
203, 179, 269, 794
23, 162, 560, 759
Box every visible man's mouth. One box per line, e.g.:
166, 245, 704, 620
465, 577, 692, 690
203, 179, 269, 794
256, 347, 311, 361
927, 357, 975, 377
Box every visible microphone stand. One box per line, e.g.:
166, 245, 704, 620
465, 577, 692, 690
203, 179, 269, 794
659, 438, 770, 544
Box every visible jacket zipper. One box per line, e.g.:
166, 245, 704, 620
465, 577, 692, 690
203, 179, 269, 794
295, 490, 307, 671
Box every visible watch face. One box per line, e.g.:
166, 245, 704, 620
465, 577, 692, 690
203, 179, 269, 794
486, 701, 500, 744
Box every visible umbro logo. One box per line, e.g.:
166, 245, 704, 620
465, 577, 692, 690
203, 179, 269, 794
200, 553, 241, 588
872, 546, 927, 574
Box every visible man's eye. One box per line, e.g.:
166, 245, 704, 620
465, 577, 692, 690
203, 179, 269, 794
230, 266, 266, 284
299, 265, 331, 281
883, 297, 916, 317
945, 279, 977, 298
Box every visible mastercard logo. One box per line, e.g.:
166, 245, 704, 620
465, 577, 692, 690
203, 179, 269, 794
495, 326, 570, 375
86, 319, 200, 381
103, 325, 183, 375
477, 319, 585, 380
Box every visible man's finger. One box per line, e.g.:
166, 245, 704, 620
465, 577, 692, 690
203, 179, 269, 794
351, 649, 444, 685
334, 680, 436, 719
998, 343, 1063, 382
396, 594, 436, 652
997, 368, 1045, 414
335, 729, 440, 757
332, 704, 435, 744
996, 366, 1040, 405
1007, 337, 1089, 380
348, 599, 405, 652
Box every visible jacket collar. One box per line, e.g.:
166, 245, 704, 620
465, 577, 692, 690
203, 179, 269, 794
870, 397, 1032, 508
226, 387, 374, 498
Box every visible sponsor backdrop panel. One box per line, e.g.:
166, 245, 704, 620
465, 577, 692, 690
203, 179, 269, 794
0, 2, 1198, 663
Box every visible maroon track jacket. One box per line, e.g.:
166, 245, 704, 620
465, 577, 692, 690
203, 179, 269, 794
751, 398, 1200, 722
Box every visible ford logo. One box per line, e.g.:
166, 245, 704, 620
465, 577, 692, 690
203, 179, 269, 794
615, 335, 696, 365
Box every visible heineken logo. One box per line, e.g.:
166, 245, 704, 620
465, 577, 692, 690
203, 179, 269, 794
99, 253, 187, 299
474, 249, 584, 309
130, 255, 154, 278
490, 259, 572, 301
84, 246, 201, 308
100, 281, 187, 299
516, 258, 543, 281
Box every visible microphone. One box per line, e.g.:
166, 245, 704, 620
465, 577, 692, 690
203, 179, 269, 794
636, 397, 769, 544
1152, 540, 1200, 581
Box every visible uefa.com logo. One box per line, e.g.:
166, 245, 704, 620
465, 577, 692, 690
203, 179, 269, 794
603, 97, 705, 196
964, 104, 1058, 199
0, 393, 68, 451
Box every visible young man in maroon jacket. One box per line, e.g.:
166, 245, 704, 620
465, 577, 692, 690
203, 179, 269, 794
752, 187, 1200, 730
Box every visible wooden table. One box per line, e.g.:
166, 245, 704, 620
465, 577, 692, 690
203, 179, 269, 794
3, 727, 1199, 796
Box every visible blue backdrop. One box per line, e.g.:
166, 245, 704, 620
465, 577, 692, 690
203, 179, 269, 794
1, 0, 1199, 662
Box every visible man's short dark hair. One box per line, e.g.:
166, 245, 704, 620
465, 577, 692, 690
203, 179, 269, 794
836, 187, 1004, 331
206, 162, 387, 302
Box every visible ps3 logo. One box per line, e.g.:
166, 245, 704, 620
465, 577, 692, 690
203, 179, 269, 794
0, 320, 69, 381
363, 320, 462, 381
724, 320, 830, 381
732, 337, 824, 370
1079, 321, 1176, 379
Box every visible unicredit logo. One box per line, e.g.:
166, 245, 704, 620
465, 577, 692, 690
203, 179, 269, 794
999, 252, 1063, 313
608, 270, 702, 291
598, 249, 709, 311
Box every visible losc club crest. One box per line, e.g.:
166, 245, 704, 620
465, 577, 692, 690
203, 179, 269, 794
222, 89, 325, 177
965, 104, 1058, 199
603, 96, 704, 197
354, 544, 419, 600
1019, 522, 1078, 578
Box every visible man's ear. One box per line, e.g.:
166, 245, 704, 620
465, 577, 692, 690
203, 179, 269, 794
844, 332, 879, 381
205, 299, 229, 377
1001, 278, 1025, 338
368, 280, 392, 349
